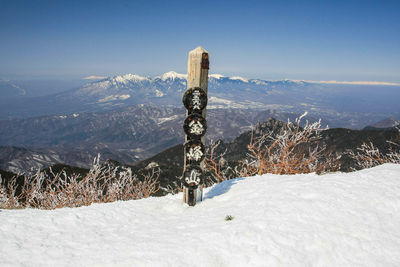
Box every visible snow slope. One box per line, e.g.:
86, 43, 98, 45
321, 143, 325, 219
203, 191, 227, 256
1, 164, 400, 267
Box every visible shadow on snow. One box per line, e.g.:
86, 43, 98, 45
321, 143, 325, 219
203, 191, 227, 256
204, 177, 245, 200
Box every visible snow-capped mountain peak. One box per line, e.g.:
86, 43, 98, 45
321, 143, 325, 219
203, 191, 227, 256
112, 74, 149, 84
91, 72, 307, 86
158, 71, 187, 81
230, 76, 249, 83
209, 74, 226, 79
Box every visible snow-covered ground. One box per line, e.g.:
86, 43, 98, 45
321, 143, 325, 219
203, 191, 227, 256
1, 164, 400, 267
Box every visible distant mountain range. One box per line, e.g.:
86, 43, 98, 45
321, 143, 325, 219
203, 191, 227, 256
1, 71, 399, 128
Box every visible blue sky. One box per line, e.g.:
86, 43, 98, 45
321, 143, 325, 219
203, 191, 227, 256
0, 0, 399, 82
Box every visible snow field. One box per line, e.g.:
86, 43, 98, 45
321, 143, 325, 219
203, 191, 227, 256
1, 164, 400, 267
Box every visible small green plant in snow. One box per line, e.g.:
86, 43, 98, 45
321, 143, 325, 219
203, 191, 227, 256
225, 215, 234, 221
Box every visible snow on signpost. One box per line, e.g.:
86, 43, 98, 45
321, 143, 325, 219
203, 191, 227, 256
182, 46, 209, 206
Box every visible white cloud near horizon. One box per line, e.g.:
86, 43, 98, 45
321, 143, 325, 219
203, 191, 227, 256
297, 80, 399, 86
83, 75, 107, 80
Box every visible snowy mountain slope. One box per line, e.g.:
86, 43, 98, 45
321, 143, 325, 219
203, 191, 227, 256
65, 71, 187, 106
1, 164, 400, 266
69, 72, 400, 128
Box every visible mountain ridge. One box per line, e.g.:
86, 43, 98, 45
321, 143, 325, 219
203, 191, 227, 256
1, 105, 314, 173
1, 71, 399, 130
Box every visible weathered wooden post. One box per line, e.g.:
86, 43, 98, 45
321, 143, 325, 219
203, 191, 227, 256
182, 46, 209, 206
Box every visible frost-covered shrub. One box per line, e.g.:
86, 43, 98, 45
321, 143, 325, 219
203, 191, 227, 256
349, 128, 400, 169
242, 113, 340, 175
204, 140, 235, 184
0, 155, 159, 210
206, 113, 339, 180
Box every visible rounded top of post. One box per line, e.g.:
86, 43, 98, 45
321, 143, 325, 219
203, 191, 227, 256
190, 46, 208, 55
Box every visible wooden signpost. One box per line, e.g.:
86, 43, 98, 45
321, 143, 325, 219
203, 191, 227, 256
182, 46, 209, 206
